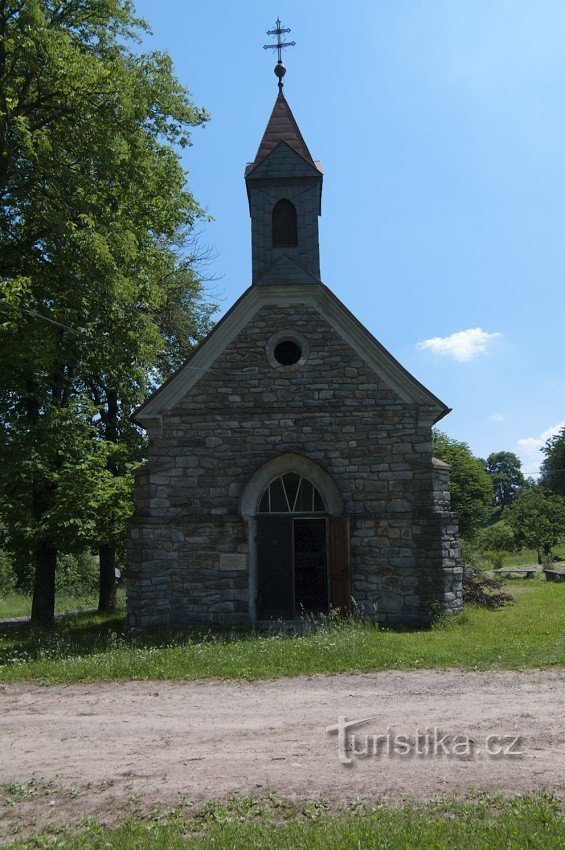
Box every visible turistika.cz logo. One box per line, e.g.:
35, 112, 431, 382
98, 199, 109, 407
326, 716, 525, 765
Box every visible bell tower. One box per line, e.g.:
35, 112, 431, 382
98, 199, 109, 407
245, 20, 323, 285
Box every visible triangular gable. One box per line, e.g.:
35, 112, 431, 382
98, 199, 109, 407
134, 285, 450, 424
246, 139, 322, 180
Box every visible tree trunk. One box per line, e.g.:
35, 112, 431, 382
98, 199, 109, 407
537, 547, 542, 565
97, 386, 119, 613
98, 542, 117, 613
31, 541, 57, 627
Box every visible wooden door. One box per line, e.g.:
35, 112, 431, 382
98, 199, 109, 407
330, 516, 351, 613
256, 516, 293, 620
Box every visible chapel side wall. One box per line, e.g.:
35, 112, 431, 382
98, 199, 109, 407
126, 461, 176, 629
126, 302, 460, 629
412, 459, 463, 622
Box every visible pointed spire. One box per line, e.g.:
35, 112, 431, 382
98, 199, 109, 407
250, 90, 316, 171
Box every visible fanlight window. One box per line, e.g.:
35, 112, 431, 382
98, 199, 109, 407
258, 473, 325, 514
272, 198, 298, 247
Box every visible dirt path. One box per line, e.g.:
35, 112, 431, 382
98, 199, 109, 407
1, 669, 564, 832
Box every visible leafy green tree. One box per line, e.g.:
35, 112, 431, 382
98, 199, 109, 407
476, 522, 515, 570
485, 451, 525, 507
0, 1, 212, 624
540, 426, 565, 498
1, 401, 112, 617
433, 431, 494, 538
507, 487, 565, 563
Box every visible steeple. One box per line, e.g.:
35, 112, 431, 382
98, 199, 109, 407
246, 20, 323, 286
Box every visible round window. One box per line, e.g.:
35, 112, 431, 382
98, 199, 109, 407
266, 330, 309, 370
274, 339, 302, 366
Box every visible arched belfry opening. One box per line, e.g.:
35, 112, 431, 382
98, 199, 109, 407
241, 455, 350, 622
272, 198, 298, 247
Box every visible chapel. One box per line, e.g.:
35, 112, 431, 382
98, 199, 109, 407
126, 34, 462, 629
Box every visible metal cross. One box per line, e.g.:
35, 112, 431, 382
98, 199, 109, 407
263, 17, 295, 64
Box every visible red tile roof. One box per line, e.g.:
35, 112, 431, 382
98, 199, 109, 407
250, 92, 316, 171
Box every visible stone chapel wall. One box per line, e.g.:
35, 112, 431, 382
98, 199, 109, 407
126, 301, 462, 629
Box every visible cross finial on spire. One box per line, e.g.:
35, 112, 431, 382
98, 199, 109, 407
263, 17, 295, 91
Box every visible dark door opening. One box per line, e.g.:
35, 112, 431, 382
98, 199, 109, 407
256, 516, 329, 619
293, 518, 328, 615
256, 516, 293, 620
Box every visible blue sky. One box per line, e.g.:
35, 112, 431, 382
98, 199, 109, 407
134, 0, 564, 475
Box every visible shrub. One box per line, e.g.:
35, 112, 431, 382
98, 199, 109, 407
0, 548, 98, 596
460, 539, 482, 572
483, 549, 509, 570
462, 571, 513, 608
56, 552, 99, 594
0, 549, 16, 593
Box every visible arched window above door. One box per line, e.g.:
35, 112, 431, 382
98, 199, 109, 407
272, 198, 298, 247
258, 473, 325, 514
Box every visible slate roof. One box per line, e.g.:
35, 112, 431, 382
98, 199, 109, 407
248, 91, 318, 172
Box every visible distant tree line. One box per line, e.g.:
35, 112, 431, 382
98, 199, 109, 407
433, 429, 565, 566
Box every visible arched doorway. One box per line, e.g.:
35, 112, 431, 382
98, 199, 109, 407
257, 472, 327, 618
241, 455, 350, 621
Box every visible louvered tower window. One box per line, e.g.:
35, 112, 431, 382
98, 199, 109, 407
272, 198, 298, 247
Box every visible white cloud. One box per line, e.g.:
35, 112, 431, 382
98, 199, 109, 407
488, 413, 506, 422
417, 328, 501, 362
516, 420, 565, 477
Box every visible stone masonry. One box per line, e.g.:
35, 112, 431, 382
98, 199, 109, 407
126, 299, 462, 629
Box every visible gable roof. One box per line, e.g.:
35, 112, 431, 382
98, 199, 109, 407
248, 91, 317, 173
133, 284, 451, 424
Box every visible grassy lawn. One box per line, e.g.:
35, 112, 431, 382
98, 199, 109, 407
0, 578, 563, 684
485, 543, 565, 570
0, 592, 103, 621
4, 793, 563, 849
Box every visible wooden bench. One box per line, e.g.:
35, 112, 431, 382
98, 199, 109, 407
496, 568, 537, 579
543, 568, 565, 582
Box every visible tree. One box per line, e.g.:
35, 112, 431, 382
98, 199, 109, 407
476, 522, 515, 569
477, 522, 515, 554
433, 431, 494, 538
0, 1, 211, 624
540, 426, 565, 498
485, 451, 525, 507
507, 487, 565, 563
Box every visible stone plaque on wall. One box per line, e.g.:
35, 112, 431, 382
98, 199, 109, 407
219, 553, 248, 571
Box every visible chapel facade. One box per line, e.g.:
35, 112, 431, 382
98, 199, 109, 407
126, 64, 462, 630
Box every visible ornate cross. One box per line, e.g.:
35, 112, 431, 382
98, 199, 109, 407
263, 17, 295, 90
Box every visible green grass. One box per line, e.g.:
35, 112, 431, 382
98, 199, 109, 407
0, 578, 563, 684
5, 793, 564, 849
501, 544, 565, 567
0, 591, 107, 621
478, 542, 565, 570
